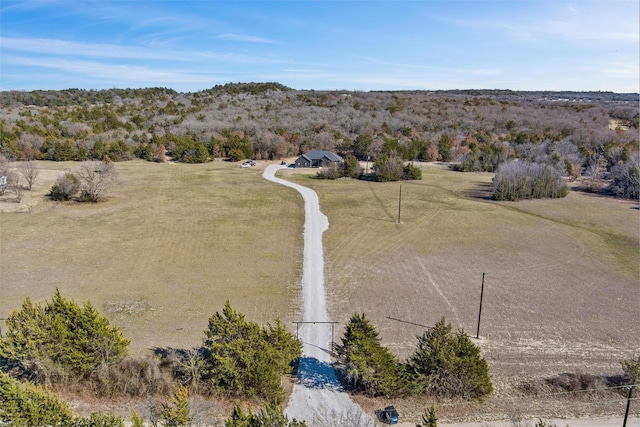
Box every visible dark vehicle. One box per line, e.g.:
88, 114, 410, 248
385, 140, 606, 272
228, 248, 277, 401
287, 163, 295, 168
280, 160, 287, 165
381, 405, 399, 424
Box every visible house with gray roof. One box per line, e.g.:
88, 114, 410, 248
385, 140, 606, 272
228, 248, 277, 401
294, 150, 343, 168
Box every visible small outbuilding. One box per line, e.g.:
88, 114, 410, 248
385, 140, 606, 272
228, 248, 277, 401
294, 150, 342, 168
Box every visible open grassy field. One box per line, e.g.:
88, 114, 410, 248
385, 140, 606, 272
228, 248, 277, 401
281, 163, 639, 421
1, 160, 638, 422
0, 159, 305, 353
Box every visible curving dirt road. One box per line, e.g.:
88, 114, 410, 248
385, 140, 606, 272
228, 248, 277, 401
263, 165, 375, 427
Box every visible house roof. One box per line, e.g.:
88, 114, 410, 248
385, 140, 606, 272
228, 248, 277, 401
299, 150, 342, 161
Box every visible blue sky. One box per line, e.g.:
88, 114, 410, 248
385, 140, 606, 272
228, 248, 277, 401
1, 1, 638, 92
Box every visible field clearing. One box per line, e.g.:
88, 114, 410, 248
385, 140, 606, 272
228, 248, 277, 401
0, 160, 305, 353
1, 160, 639, 422
281, 163, 639, 421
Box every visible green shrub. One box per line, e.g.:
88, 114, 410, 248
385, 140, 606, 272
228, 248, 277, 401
203, 301, 301, 403
0, 290, 130, 382
409, 317, 492, 399
227, 148, 245, 162
224, 404, 306, 427
373, 154, 403, 182
73, 412, 124, 427
402, 162, 422, 180
49, 172, 80, 201
335, 313, 409, 397
0, 371, 74, 427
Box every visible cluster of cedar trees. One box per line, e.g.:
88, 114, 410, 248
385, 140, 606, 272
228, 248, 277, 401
0, 291, 493, 426
336, 313, 492, 399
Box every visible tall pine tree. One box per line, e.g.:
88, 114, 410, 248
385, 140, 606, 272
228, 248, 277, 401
336, 313, 409, 397
409, 317, 492, 399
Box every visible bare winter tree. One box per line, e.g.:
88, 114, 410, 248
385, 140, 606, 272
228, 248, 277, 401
153, 144, 167, 163
76, 158, 119, 202
0, 158, 18, 197
18, 161, 39, 190
9, 177, 24, 203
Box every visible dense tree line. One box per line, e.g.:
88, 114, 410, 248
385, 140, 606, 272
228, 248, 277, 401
335, 314, 493, 400
1, 84, 637, 198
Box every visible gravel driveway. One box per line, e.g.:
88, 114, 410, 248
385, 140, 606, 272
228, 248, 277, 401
263, 165, 375, 427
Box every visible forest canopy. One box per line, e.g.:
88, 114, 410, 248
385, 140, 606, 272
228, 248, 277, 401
1, 85, 638, 198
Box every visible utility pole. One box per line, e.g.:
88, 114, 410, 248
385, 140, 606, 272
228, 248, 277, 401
476, 272, 485, 339
397, 184, 402, 224
623, 384, 634, 427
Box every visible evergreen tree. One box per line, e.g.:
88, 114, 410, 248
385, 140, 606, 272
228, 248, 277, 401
53, 140, 75, 161
203, 301, 301, 403
438, 134, 453, 162
0, 371, 74, 427
74, 412, 124, 427
335, 313, 409, 397
224, 404, 306, 427
409, 317, 492, 399
0, 290, 129, 381
402, 162, 422, 180
341, 154, 363, 178
264, 319, 303, 376
160, 386, 191, 427
422, 404, 438, 427
130, 411, 144, 427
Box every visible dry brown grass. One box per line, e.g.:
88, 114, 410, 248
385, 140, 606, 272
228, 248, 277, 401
1, 160, 638, 422
281, 163, 639, 422
1, 159, 304, 354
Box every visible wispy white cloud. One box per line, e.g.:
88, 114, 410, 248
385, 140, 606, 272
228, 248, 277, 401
4, 54, 216, 85
0, 37, 181, 61
215, 33, 278, 44
353, 55, 501, 76
443, 2, 638, 44
0, 36, 286, 66
604, 57, 640, 81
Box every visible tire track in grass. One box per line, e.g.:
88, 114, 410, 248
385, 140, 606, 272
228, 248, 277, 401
327, 184, 445, 287
415, 255, 462, 326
